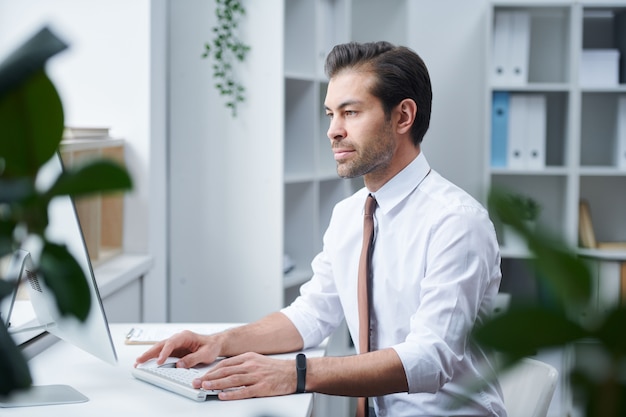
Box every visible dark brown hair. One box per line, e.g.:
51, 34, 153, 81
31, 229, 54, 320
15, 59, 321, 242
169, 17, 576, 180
325, 41, 432, 145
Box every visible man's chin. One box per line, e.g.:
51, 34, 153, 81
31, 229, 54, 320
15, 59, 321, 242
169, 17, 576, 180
337, 167, 362, 180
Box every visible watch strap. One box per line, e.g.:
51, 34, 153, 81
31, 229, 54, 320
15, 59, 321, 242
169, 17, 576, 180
295, 353, 306, 393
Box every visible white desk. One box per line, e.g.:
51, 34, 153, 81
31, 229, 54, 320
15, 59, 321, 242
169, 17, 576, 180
4, 323, 325, 417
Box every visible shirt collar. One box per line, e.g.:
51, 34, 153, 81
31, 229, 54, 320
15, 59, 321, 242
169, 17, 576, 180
369, 152, 431, 215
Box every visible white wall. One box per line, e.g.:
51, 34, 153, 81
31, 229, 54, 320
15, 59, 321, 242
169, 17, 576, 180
0, 0, 168, 321
409, 0, 489, 201
167, 0, 285, 323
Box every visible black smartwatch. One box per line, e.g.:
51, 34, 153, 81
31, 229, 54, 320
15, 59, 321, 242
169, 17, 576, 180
295, 353, 306, 393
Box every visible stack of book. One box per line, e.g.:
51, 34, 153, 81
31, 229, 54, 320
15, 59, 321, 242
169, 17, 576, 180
62, 126, 111, 141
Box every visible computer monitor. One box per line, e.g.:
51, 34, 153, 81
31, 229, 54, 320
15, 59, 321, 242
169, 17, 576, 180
1, 151, 117, 407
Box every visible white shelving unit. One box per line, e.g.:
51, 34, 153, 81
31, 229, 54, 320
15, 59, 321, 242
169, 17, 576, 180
486, 1, 626, 286
487, 1, 626, 254
282, 0, 408, 307
486, 2, 626, 416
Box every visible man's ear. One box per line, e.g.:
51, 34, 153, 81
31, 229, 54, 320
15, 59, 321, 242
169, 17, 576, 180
395, 98, 417, 135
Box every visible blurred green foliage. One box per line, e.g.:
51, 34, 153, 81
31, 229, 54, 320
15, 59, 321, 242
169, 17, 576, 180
474, 188, 626, 416
0, 27, 132, 395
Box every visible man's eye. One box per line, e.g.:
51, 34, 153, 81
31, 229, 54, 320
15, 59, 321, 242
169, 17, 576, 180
326, 113, 333, 119
345, 110, 357, 116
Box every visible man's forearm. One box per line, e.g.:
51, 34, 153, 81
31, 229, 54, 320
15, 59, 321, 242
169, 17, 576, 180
217, 312, 304, 357
306, 348, 408, 397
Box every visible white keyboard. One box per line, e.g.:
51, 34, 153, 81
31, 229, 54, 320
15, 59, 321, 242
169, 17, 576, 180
132, 364, 221, 401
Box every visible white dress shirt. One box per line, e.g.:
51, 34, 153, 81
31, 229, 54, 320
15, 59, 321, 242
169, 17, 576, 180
281, 153, 506, 417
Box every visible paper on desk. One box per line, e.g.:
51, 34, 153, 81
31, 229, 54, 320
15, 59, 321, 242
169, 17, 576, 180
125, 327, 182, 345
125, 324, 237, 345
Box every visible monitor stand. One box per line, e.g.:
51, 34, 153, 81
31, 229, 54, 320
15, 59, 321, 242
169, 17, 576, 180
0, 384, 88, 407
0, 250, 88, 408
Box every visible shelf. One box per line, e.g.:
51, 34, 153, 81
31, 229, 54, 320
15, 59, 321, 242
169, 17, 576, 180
284, 72, 321, 82
581, 85, 626, 93
499, 246, 532, 259
284, 268, 312, 289
577, 248, 626, 261
60, 139, 126, 266
487, 3, 626, 265
94, 253, 153, 299
578, 167, 626, 176
490, 167, 569, 175
491, 83, 571, 92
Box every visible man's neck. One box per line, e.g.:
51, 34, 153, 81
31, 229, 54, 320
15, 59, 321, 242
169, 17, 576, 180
364, 145, 420, 192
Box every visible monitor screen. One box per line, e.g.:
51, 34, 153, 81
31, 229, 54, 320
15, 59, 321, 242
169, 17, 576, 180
1, 152, 117, 406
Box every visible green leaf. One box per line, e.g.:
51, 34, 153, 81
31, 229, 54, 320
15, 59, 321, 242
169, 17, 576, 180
0, 71, 64, 178
46, 160, 132, 198
594, 307, 626, 355
0, 323, 32, 395
488, 187, 533, 228
526, 233, 593, 306
0, 279, 15, 299
0, 178, 36, 204
473, 306, 588, 358
0, 219, 16, 258
488, 188, 593, 306
0, 27, 67, 97
38, 241, 90, 321
14, 196, 50, 237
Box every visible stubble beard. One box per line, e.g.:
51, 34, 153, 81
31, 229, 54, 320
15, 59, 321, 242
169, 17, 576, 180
336, 124, 395, 179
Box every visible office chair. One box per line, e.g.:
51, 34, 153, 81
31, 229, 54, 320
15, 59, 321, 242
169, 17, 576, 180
499, 357, 559, 417
488, 293, 558, 417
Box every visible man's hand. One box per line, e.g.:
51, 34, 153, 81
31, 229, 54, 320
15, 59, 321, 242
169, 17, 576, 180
193, 352, 297, 400
134, 330, 221, 368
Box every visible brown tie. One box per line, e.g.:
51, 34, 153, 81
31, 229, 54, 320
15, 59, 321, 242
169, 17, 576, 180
357, 194, 376, 417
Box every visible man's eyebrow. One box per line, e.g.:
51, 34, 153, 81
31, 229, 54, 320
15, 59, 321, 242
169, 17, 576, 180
324, 99, 362, 112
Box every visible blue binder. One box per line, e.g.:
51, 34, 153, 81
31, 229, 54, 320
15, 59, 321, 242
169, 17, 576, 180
491, 91, 509, 168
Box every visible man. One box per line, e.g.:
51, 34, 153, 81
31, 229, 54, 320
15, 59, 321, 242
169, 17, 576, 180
137, 41, 506, 416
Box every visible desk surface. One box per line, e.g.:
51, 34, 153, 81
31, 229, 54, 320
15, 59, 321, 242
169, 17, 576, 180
4, 323, 325, 417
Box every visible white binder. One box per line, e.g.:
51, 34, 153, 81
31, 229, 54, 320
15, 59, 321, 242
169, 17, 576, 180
492, 10, 530, 86
492, 11, 513, 85
525, 95, 546, 170
507, 94, 546, 170
507, 95, 527, 169
616, 96, 626, 170
509, 11, 531, 86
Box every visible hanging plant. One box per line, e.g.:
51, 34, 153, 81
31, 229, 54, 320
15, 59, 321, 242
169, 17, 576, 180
202, 0, 250, 117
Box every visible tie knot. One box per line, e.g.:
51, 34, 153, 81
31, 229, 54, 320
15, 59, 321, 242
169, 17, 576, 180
364, 194, 376, 216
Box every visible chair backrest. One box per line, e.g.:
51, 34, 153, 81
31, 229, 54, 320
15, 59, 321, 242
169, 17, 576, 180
499, 357, 558, 417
